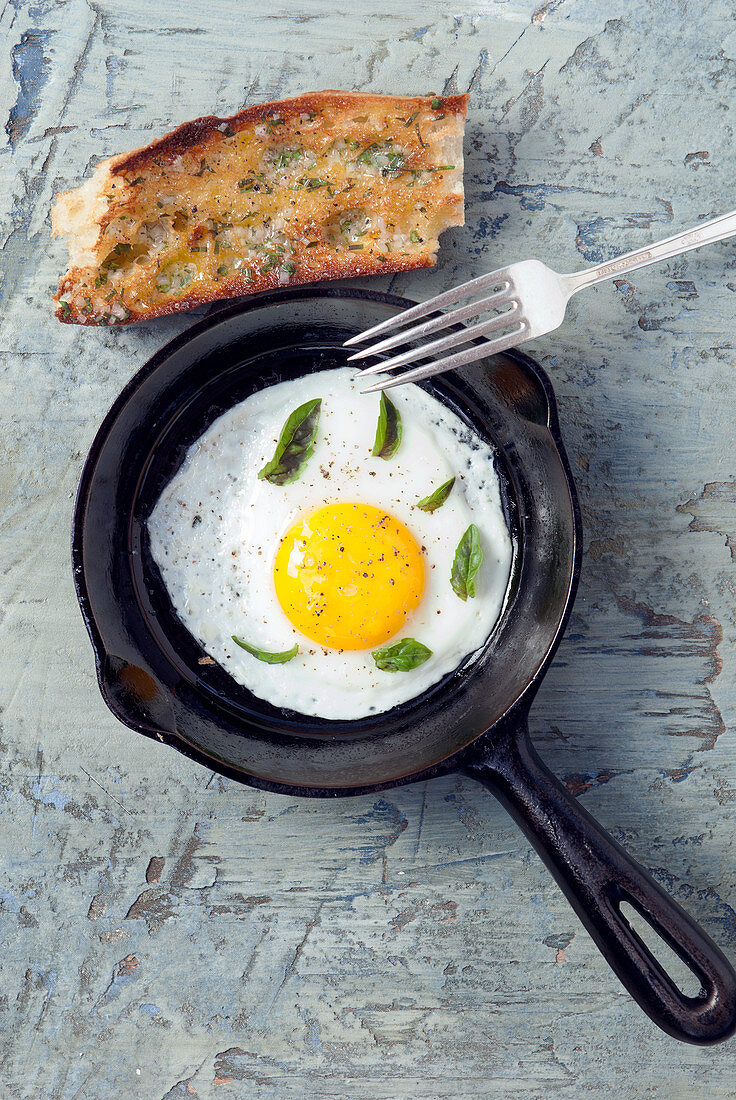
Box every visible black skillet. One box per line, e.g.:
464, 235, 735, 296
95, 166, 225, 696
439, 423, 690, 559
72, 287, 736, 1044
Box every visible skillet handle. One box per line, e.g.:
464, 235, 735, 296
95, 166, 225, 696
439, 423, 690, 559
462, 718, 736, 1044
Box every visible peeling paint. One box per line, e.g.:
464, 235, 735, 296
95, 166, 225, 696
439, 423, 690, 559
2, 0, 736, 1094
5, 29, 52, 149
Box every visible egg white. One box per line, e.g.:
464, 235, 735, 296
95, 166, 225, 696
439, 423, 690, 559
147, 367, 513, 719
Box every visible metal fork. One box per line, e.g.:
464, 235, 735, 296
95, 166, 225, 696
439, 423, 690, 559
345, 208, 736, 392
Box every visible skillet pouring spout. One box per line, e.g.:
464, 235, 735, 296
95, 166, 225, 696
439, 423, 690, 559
462, 717, 736, 1045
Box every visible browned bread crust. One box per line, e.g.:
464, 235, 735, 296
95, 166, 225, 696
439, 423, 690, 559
52, 90, 468, 326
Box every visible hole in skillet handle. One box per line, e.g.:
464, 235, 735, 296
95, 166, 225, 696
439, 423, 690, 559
617, 900, 703, 999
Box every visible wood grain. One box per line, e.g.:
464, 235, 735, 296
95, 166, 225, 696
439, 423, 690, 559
1, 0, 736, 1095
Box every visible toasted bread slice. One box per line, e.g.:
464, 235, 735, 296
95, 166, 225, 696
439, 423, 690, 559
52, 90, 467, 326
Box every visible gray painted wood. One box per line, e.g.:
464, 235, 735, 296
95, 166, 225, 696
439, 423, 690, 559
1, 0, 736, 1094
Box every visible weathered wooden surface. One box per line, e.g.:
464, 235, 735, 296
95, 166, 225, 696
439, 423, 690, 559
2, 0, 736, 1095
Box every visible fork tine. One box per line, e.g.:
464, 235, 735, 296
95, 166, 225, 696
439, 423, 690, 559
361, 324, 528, 393
342, 268, 513, 347
355, 303, 522, 377
346, 285, 512, 362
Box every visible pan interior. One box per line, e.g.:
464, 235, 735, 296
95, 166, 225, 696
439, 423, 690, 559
75, 289, 578, 790
131, 340, 521, 734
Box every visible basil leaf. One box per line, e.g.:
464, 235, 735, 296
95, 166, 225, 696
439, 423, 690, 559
372, 637, 432, 673
416, 476, 455, 513
232, 635, 299, 664
450, 524, 483, 600
371, 392, 402, 459
258, 398, 321, 485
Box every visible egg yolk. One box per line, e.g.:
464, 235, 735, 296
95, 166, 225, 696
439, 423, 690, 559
273, 503, 425, 650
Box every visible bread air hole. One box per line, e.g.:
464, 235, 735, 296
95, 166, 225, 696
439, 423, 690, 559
101, 240, 151, 273
322, 208, 372, 248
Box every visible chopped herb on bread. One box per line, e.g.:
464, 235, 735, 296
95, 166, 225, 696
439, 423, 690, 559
52, 90, 468, 326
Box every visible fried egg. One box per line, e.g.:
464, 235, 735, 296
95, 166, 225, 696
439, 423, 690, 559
147, 367, 513, 719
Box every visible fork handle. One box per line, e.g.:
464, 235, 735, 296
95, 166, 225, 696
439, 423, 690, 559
564, 208, 736, 294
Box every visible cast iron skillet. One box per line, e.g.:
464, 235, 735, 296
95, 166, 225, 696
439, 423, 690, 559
72, 287, 736, 1044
